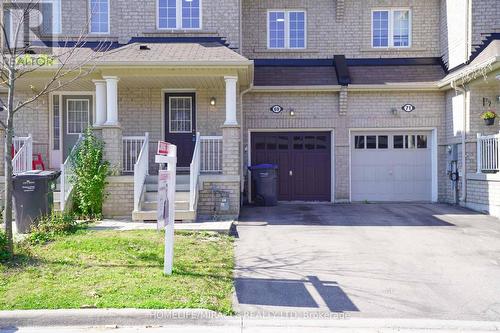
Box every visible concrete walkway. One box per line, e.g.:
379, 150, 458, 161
234, 203, 500, 321
91, 219, 234, 234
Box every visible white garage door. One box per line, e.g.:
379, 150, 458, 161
351, 131, 432, 202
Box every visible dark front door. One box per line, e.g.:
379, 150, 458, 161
165, 93, 196, 168
251, 132, 331, 201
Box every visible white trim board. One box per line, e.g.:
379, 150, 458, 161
48, 91, 95, 169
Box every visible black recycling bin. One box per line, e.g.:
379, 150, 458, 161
13, 170, 61, 233
248, 164, 278, 206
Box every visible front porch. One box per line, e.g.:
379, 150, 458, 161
88, 71, 245, 221
10, 42, 252, 221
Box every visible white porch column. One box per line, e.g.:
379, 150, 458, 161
224, 76, 238, 126
103, 76, 120, 125
93, 80, 107, 126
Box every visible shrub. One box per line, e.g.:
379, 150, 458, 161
71, 128, 109, 218
28, 212, 81, 245
0, 229, 9, 261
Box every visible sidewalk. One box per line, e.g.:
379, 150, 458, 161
1, 309, 500, 332
91, 219, 234, 233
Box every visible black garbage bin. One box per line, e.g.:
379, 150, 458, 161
248, 164, 278, 206
13, 170, 61, 233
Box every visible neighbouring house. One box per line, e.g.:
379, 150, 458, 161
1, 0, 499, 221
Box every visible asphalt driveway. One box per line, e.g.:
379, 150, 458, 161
233, 203, 500, 321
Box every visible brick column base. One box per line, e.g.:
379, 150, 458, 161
102, 125, 123, 174
222, 125, 240, 176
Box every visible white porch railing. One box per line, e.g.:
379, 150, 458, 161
477, 132, 500, 173
60, 134, 83, 211
123, 136, 148, 173
189, 133, 201, 211
132, 133, 149, 212
12, 134, 33, 174
200, 136, 223, 173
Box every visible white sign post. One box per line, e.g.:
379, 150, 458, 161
155, 142, 177, 275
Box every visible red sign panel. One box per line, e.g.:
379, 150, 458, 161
157, 141, 170, 156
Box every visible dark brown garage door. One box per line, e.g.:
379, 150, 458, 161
251, 132, 331, 201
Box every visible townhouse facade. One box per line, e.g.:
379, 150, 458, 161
1, 0, 500, 220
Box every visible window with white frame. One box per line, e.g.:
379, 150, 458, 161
67, 99, 90, 134
89, 0, 109, 34
372, 9, 411, 48
169, 97, 193, 133
268, 10, 306, 49
158, 0, 201, 30
41, 0, 62, 34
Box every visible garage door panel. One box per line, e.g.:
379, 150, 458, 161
351, 131, 432, 202
252, 132, 331, 202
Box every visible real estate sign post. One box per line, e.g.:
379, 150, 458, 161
155, 142, 177, 275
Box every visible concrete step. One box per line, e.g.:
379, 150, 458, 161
132, 209, 196, 222
146, 174, 190, 185
144, 191, 189, 202
145, 182, 189, 192
143, 200, 189, 211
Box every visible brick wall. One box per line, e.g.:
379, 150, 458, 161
117, 87, 227, 174
60, 0, 240, 48
0, 93, 50, 168
243, 90, 446, 202
197, 178, 240, 220
466, 175, 500, 218
102, 176, 134, 218
471, 0, 500, 48
242, 0, 441, 59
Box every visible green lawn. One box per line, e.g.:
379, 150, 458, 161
0, 230, 235, 314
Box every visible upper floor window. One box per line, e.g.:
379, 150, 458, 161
40, 0, 62, 34
372, 9, 411, 48
268, 10, 306, 49
89, 0, 110, 34
158, 0, 201, 30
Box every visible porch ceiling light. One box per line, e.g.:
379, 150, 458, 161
210, 97, 217, 107
289, 109, 295, 116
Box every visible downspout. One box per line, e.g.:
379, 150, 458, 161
239, 84, 253, 192
451, 80, 468, 203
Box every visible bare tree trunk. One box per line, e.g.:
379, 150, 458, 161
4, 69, 15, 255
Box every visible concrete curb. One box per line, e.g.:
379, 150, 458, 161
0, 309, 237, 328
1, 309, 500, 331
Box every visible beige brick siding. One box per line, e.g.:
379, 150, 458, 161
117, 87, 227, 174
197, 179, 240, 219
222, 125, 241, 176
0, 93, 50, 169
243, 90, 446, 202
471, 0, 500, 48
60, 0, 240, 48
442, 80, 500, 207
101, 126, 123, 173
103, 176, 134, 218
242, 0, 441, 59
